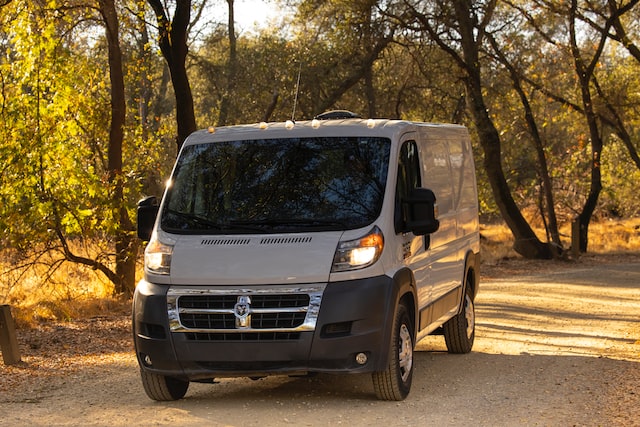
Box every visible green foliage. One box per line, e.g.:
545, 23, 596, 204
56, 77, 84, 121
0, 1, 174, 295
601, 137, 640, 217
192, 30, 301, 124
0, 3, 98, 247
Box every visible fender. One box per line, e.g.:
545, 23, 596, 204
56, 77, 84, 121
459, 250, 480, 313
374, 267, 418, 370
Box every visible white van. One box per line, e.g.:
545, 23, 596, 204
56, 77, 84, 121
134, 112, 480, 401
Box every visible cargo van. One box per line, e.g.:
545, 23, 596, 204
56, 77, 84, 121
134, 112, 480, 401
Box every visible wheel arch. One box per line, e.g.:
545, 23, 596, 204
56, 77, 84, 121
463, 250, 481, 302
368, 268, 418, 372
390, 267, 418, 343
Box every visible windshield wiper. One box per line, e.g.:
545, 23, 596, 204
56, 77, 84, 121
165, 210, 272, 232
164, 210, 225, 230
164, 210, 348, 232
231, 218, 347, 229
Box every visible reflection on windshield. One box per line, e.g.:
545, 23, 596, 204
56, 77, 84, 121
161, 136, 390, 233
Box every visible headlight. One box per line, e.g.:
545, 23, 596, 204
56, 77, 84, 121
332, 226, 384, 272
144, 232, 174, 275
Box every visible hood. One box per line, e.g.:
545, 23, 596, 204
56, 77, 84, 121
168, 232, 343, 285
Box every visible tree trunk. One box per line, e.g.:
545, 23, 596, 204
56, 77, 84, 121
466, 80, 552, 259
486, 34, 562, 255
450, 1, 552, 259
363, 2, 376, 118
147, 0, 197, 150
607, 0, 640, 63
569, 0, 607, 253
100, 0, 137, 297
218, 0, 237, 126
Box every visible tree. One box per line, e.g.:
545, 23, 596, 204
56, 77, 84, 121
98, 0, 138, 296
147, 0, 198, 149
566, 0, 610, 252
484, 15, 562, 253
294, 0, 396, 116
391, 0, 554, 258
514, 0, 631, 252
575, 0, 640, 171
0, 1, 174, 298
588, 0, 640, 64
216, 0, 237, 126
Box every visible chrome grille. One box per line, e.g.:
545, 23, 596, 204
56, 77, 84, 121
167, 285, 325, 341
179, 307, 307, 329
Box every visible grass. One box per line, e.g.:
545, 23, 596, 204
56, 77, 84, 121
481, 216, 640, 264
1, 217, 638, 327
0, 244, 131, 328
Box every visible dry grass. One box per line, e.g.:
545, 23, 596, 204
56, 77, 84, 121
0, 243, 138, 327
1, 218, 638, 326
480, 216, 640, 264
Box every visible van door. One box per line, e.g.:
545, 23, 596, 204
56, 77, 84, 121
419, 138, 462, 326
395, 137, 433, 329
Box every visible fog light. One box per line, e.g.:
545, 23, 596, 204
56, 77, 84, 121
355, 352, 368, 365
143, 354, 152, 367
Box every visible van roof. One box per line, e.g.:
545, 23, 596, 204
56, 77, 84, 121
184, 118, 468, 146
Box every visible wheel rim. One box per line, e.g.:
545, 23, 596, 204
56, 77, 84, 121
464, 294, 475, 339
398, 323, 413, 382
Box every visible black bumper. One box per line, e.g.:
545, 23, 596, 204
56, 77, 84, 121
133, 276, 396, 381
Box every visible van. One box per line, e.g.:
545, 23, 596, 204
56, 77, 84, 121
134, 112, 480, 401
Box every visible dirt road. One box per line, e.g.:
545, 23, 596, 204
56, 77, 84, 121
1, 256, 639, 426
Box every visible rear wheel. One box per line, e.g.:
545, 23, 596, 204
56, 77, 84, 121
140, 369, 189, 401
443, 284, 475, 354
372, 301, 414, 401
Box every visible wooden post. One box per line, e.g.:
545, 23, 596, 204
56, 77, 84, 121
571, 219, 580, 260
0, 305, 21, 365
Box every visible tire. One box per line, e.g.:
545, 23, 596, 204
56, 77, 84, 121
443, 285, 475, 354
372, 302, 414, 401
140, 368, 189, 401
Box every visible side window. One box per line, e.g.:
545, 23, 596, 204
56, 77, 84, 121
449, 138, 476, 210
395, 141, 421, 233
422, 140, 453, 215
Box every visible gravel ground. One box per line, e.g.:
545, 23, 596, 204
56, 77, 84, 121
1, 254, 639, 426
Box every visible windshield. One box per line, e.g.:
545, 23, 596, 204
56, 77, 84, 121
161, 136, 391, 233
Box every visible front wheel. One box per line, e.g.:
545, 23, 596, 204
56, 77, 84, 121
372, 301, 414, 401
443, 288, 475, 354
140, 368, 189, 401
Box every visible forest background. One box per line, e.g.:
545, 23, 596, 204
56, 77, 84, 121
0, 0, 639, 314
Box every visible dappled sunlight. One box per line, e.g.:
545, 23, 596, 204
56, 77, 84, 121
473, 264, 640, 362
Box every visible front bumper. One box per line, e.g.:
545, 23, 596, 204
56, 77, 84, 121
133, 276, 394, 381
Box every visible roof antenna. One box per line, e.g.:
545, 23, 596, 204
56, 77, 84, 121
291, 63, 302, 122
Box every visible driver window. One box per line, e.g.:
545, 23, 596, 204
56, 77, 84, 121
395, 141, 421, 233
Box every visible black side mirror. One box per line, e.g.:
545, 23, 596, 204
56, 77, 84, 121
403, 188, 440, 236
137, 196, 159, 240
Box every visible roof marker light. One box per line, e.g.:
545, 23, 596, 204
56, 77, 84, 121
285, 120, 295, 129
367, 119, 375, 129
259, 122, 268, 129
207, 126, 215, 133
311, 119, 320, 129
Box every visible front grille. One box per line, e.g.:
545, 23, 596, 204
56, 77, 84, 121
179, 294, 310, 310
167, 285, 325, 342
179, 311, 307, 329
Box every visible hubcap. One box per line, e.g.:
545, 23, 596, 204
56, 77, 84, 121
398, 324, 413, 382
465, 295, 475, 339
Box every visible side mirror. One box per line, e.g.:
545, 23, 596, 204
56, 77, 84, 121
403, 188, 440, 236
137, 196, 159, 240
